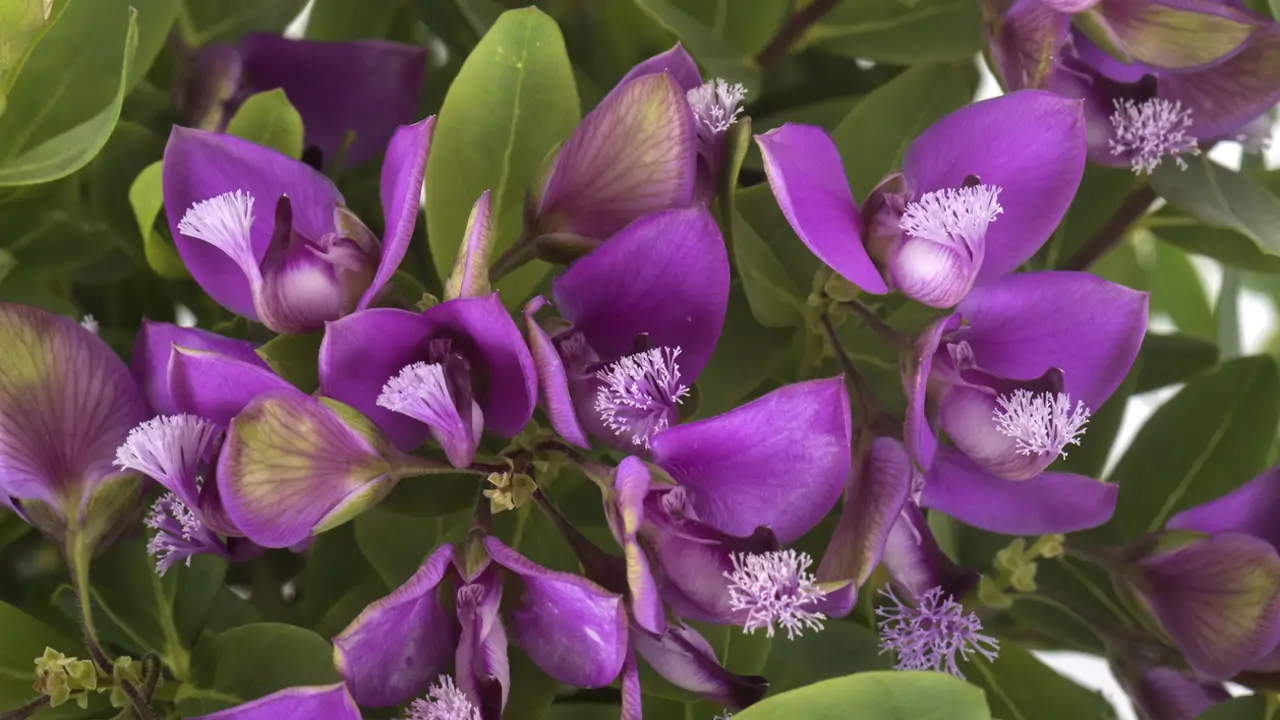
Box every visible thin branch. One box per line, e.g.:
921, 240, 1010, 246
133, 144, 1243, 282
0, 696, 50, 720
1061, 184, 1157, 271
820, 312, 883, 423
839, 298, 911, 350
755, 0, 842, 68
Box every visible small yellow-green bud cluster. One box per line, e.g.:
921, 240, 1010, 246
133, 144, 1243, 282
34, 648, 97, 709
978, 535, 1066, 608
108, 656, 143, 708
484, 471, 536, 514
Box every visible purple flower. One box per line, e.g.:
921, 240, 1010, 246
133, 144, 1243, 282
1125, 666, 1230, 720
523, 206, 729, 450
131, 319, 272, 417
406, 676, 481, 720
876, 586, 999, 678
114, 414, 257, 573
177, 34, 426, 168
188, 683, 361, 720
1116, 465, 1280, 679
757, 91, 1086, 307
0, 304, 148, 547
334, 539, 628, 716
319, 293, 538, 463
989, 0, 1280, 171
162, 116, 434, 333
598, 378, 855, 633
905, 271, 1146, 535
724, 550, 828, 640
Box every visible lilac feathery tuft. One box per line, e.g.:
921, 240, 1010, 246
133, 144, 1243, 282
724, 550, 827, 640
404, 676, 480, 720
876, 585, 999, 677
594, 346, 690, 449
687, 78, 746, 143
115, 414, 219, 495
145, 492, 225, 575
992, 390, 1091, 460
1109, 98, 1201, 175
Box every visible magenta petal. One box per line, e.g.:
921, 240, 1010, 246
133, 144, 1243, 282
190, 684, 361, 720
483, 536, 628, 688
1168, 466, 1280, 552
614, 44, 703, 95
904, 314, 958, 470
360, 116, 435, 310
169, 347, 295, 428
0, 305, 147, 511
954, 271, 1148, 409
217, 391, 396, 548
522, 297, 589, 448
631, 623, 767, 710
991, 0, 1074, 90
552, 206, 729, 379
320, 308, 434, 450
1131, 667, 1230, 720
903, 91, 1086, 281
650, 378, 851, 544
420, 294, 538, 438
881, 502, 978, 602
756, 124, 888, 294
132, 320, 267, 415
334, 544, 458, 706
920, 447, 1117, 534
610, 457, 664, 634
535, 73, 697, 241
817, 437, 913, 586
237, 34, 427, 166
455, 563, 510, 713
1135, 533, 1280, 679
163, 127, 344, 318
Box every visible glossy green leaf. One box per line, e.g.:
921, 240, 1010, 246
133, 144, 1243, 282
179, 623, 340, 715
225, 89, 305, 160
0, 0, 57, 110
1149, 239, 1215, 340
1135, 333, 1219, 393
0, 7, 137, 186
695, 285, 800, 417
426, 8, 580, 308
803, 0, 984, 64
306, 0, 404, 40
735, 670, 992, 719
1196, 696, 1270, 719
255, 331, 323, 392
829, 60, 978, 200
1149, 156, 1280, 273
761, 621, 889, 696
633, 0, 760, 87
1111, 355, 1280, 539
129, 160, 190, 279
1044, 165, 1143, 269
355, 505, 467, 588
969, 641, 1117, 720
181, 0, 310, 45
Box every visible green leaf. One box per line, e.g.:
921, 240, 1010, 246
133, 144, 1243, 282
1196, 696, 1270, 719
1134, 333, 1219, 393
502, 648, 561, 720
355, 505, 468, 588
226, 89, 305, 160
761, 621, 889, 696
1059, 354, 1140, 480
426, 7, 580, 309
129, 160, 189, 279
803, 0, 984, 64
1149, 156, 1280, 273
0, 7, 137, 186
87, 121, 163, 251
968, 641, 1117, 720
1044, 165, 1142, 269
0, 600, 78, 711
0, 0, 57, 109
1149, 239, 1215, 340
695, 285, 799, 417
79, 536, 190, 672
180, 623, 340, 715
829, 60, 978, 201
0, 246, 16, 286
173, 555, 229, 650
633, 0, 760, 88
735, 670, 992, 719
255, 331, 323, 392
306, 0, 405, 40
181, 0, 310, 45
1110, 355, 1280, 539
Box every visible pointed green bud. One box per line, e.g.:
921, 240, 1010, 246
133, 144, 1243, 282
445, 190, 494, 300
978, 574, 1014, 609
1010, 562, 1039, 592
994, 538, 1028, 572
824, 272, 862, 303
